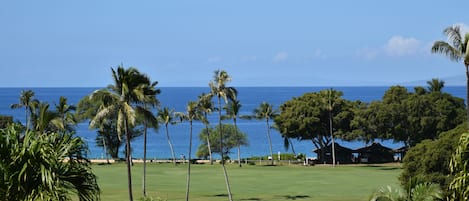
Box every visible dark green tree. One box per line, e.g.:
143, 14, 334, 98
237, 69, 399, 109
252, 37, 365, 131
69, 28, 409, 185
196, 124, 249, 159
274, 89, 354, 164
400, 124, 467, 195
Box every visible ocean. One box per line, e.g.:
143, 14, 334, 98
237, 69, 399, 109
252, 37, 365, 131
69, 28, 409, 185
0, 86, 465, 160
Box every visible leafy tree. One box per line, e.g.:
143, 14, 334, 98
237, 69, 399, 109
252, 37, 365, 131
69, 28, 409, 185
431, 25, 469, 127
362, 85, 465, 147
196, 124, 248, 159
448, 133, 469, 200
274, 89, 354, 164
88, 65, 153, 201
197, 93, 216, 165
157, 107, 177, 165
252, 102, 278, 165
209, 69, 237, 201
0, 124, 100, 201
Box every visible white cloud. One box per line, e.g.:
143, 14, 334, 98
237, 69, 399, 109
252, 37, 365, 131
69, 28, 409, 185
383, 36, 421, 56
272, 52, 288, 62
357, 36, 424, 60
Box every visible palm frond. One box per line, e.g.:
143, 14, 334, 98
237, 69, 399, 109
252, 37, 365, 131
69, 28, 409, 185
431, 41, 461, 62
444, 25, 463, 50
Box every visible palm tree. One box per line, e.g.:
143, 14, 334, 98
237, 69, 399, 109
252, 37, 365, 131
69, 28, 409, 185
369, 183, 443, 201
321, 89, 339, 166
30, 101, 63, 134
253, 102, 278, 166
224, 98, 243, 167
0, 124, 100, 201
55, 96, 77, 133
157, 107, 177, 165
209, 69, 237, 201
448, 133, 469, 200
197, 93, 216, 165
10, 89, 38, 131
426, 78, 445, 92
89, 65, 152, 201
176, 101, 202, 201
134, 78, 160, 198
431, 25, 469, 127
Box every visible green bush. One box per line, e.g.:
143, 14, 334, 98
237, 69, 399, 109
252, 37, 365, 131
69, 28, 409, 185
400, 123, 466, 195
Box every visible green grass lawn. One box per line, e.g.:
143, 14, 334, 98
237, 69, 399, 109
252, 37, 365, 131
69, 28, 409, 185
92, 162, 402, 201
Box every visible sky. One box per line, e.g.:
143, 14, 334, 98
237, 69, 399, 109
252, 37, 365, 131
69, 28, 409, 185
1, 1, 469, 87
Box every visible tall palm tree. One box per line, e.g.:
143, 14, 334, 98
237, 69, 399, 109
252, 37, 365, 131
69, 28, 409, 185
157, 107, 177, 165
89, 65, 152, 201
224, 98, 243, 167
431, 25, 469, 127
253, 102, 278, 166
176, 101, 202, 201
10, 89, 38, 131
130, 75, 160, 198
426, 78, 445, 93
197, 93, 216, 165
209, 69, 237, 201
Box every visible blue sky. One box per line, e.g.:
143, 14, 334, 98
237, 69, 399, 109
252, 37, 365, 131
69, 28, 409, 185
1, 1, 468, 87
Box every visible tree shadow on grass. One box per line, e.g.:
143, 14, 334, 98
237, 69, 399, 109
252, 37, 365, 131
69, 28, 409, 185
240, 198, 262, 200
280, 195, 311, 200
213, 194, 262, 200
362, 165, 401, 171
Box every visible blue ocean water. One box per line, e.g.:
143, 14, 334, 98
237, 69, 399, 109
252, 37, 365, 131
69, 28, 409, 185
0, 86, 465, 160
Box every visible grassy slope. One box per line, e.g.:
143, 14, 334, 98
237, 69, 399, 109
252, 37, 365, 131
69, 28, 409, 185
92, 163, 401, 201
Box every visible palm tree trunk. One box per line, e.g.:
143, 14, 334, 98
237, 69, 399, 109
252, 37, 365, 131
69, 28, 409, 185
465, 64, 469, 129
329, 110, 336, 167
266, 118, 274, 166
102, 133, 110, 164
218, 96, 233, 201
234, 118, 241, 167
125, 120, 134, 201
185, 121, 193, 201
165, 124, 176, 165
205, 113, 213, 165
143, 121, 148, 197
